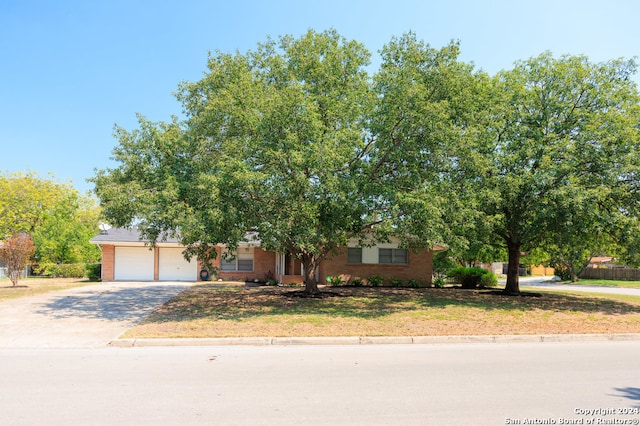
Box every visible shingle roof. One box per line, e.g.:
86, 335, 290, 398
89, 227, 261, 246
89, 227, 181, 244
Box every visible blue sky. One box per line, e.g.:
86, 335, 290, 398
1, 0, 639, 194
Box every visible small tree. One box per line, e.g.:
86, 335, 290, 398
0, 233, 36, 286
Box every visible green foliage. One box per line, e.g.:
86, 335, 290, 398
462, 53, 640, 294
86, 263, 101, 281
389, 278, 403, 287
35, 263, 86, 278
447, 267, 496, 289
407, 278, 423, 288
553, 266, 573, 282
433, 277, 446, 288
89, 30, 640, 298
0, 172, 63, 238
92, 29, 388, 295
326, 275, 344, 287
432, 251, 457, 276
479, 272, 498, 288
367, 275, 384, 287
32, 192, 101, 265
0, 171, 101, 265
350, 277, 363, 287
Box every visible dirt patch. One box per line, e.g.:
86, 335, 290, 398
124, 284, 640, 339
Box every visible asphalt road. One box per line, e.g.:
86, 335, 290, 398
1, 342, 639, 425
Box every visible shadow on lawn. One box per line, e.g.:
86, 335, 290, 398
143, 285, 640, 323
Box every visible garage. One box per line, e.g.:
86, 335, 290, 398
158, 247, 197, 281
114, 246, 154, 281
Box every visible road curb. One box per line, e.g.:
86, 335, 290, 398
109, 333, 640, 347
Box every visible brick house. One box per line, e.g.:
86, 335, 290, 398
90, 227, 437, 285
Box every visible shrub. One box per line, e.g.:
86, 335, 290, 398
447, 267, 496, 289
86, 263, 101, 281
479, 272, 498, 288
554, 266, 572, 281
389, 278, 403, 287
367, 275, 384, 287
407, 278, 423, 288
350, 277, 363, 287
433, 276, 446, 288
326, 275, 344, 287
35, 263, 86, 278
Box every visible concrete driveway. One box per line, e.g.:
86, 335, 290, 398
0, 281, 192, 348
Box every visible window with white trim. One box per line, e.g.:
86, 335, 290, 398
221, 248, 254, 271
378, 248, 408, 264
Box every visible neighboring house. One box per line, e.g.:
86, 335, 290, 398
585, 256, 619, 268
89, 227, 437, 285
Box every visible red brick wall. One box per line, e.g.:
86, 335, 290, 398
101, 242, 432, 285
101, 245, 115, 281
153, 248, 159, 280
319, 247, 433, 286
199, 247, 276, 282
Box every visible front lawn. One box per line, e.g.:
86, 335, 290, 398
123, 284, 640, 339
0, 277, 92, 302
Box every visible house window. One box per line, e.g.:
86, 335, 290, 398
378, 248, 408, 264
221, 248, 254, 271
347, 247, 362, 264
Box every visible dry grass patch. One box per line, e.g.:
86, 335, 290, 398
0, 277, 93, 302
124, 284, 640, 338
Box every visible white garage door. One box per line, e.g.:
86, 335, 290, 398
114, 247, 154, 281
158, 248, 197, 281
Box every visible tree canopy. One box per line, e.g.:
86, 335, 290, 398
0, 171, 101, 268
470, 53, 640, 293
0, 171, 63, 238
92, 30, 640, 295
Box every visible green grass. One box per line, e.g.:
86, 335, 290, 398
0, 277, 92, 302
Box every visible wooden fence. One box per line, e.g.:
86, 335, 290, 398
579, 267, 640, 281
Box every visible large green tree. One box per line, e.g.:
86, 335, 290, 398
473, 53, 640, 294
94, 30, 383, 294
370, 33, 495, 256
0, 171, 101, 267
32, 191, 102, 265
0, 171, 62, 238
93, 31, 477, 294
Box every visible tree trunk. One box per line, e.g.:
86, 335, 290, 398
569, 262, 579, 282
301, 254, 320, 295
504, 241, 521, 295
